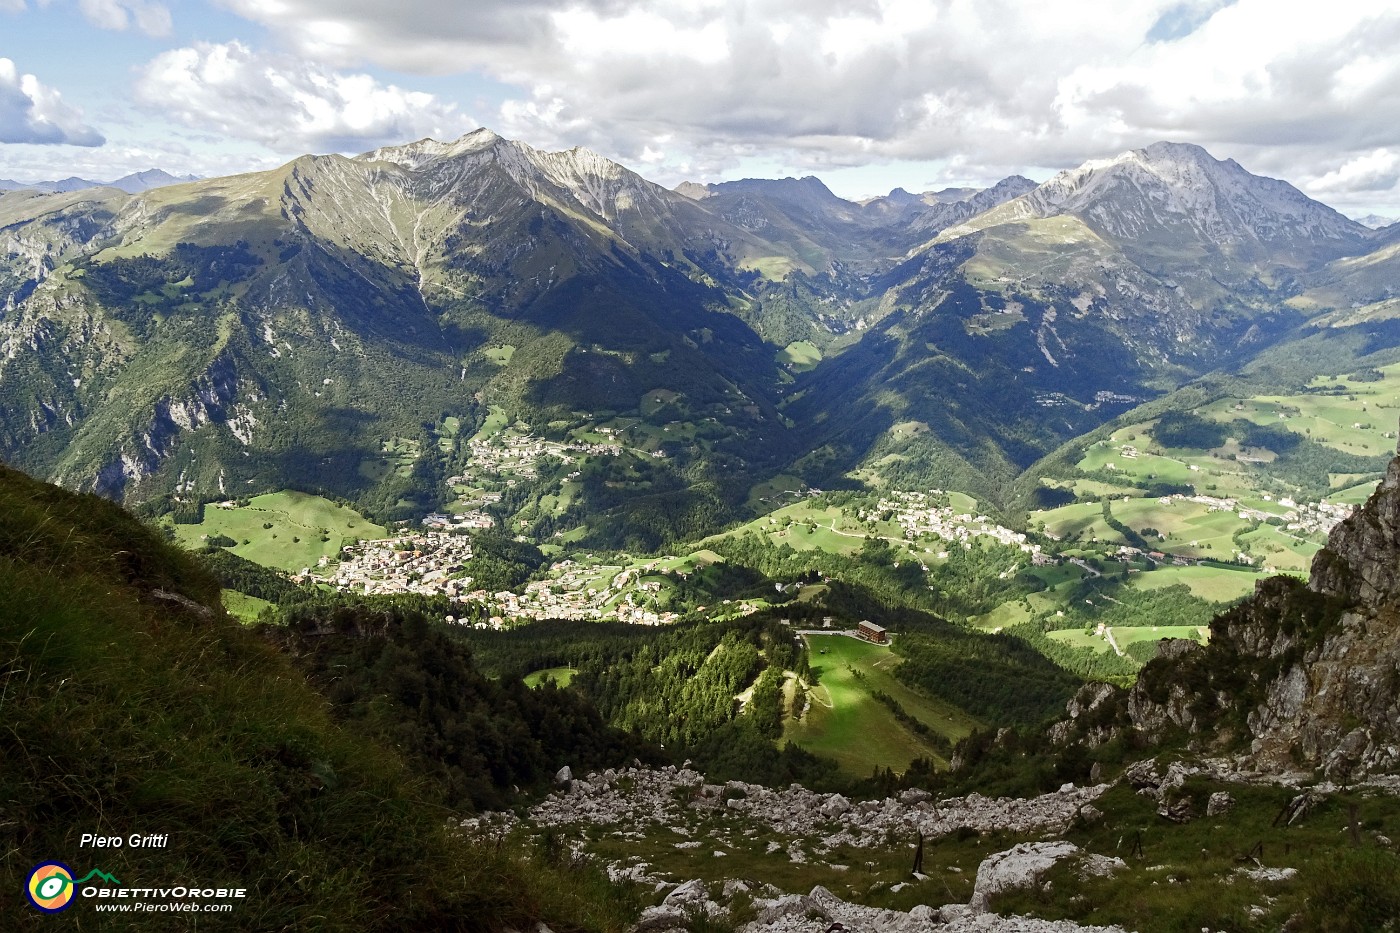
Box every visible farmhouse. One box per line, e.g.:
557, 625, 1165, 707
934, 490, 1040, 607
856, 620, 887, 644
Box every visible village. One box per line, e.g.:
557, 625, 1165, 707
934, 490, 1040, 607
311, 409, 1360, 637
324, 532, 476, 598
1161, 491, 1353, 537
859, 490, 1042, 555
460, 431, 623, 478
323, 532, 685, 627
322, 484, 1053, 628
448, 426, 652, 491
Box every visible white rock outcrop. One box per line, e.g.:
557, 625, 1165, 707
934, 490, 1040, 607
970, 841, 1082, 912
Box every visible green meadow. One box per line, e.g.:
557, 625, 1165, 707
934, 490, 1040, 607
1048, 624, 1208, 655
172, 490, 386, 573
778, 340, 823, 372
1126, 564, 1263, 602
524, 667, 578, 688
784, 634, 980, 777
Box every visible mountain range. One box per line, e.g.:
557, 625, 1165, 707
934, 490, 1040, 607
2, 130, 1398, 537
0, 167, 201, 196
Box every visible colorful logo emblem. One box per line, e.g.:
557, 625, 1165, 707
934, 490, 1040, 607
26, 862, 76, 913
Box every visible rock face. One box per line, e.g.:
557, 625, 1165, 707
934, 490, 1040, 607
1230, 453, 1400, 778
1054, 448, 1400, 779
1047, 682, 1122, 748
1310, 457, 1400, 605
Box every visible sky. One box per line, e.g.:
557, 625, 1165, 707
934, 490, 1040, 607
2, 0, 1400, 219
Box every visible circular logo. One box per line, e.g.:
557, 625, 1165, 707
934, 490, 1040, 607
26, 862, 76, 913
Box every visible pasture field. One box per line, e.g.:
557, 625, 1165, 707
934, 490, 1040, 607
1328, 480, 1381, 505
357, 435, 421, 482
1235, 525, 1319, 572
746, 473, 806, 510
222, 590, 274, 623
784, 635, 980, 777
778, 340, 823, 372
523, 667, 578, 688
1071, 479, 1144, 499
1125, 564, 1262, 602
172, 490, 386, 572
1048, 624, 1209, 655
973, 600, 1032, 631
639, 388, 683, 417
1076, 440, 1197, 485
483, 344, 515, 365
1112, 624, 1209, 648
1036, 501, 1120, 543
769, 521, 863, 555
1047, 629, 1112, 653
704, 501, 867, 555
471, 405, 510, 441
1108, 498, 1241, 558
438, 415, 462, 452
1034, 492, 1320, 567
1196, 364, 1400, 458
948, 491, 979, 513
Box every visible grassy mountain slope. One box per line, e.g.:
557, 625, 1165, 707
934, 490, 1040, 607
0, 463, 638, 931
0, 133, 797, 531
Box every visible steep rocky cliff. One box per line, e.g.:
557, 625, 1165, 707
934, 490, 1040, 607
1055, 447, 1400, 779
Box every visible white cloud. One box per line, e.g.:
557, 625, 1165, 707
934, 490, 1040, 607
0, 0, 29, 13
79, 0, 172, 36
209, 0, 1400, 208
1308, 150, 1400, 195
0, 57, 104, 146
134, 41, 474, 154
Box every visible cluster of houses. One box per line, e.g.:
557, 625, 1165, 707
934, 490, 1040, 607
326, 532, 476, 597
860, 490, 1042, 555
485, 559, 681, 626
324, 535, 686, 627
453, 432, 623, 485
1162, 492, 1353, 536
1092, 390, 1142, 408
423, 510, 494, 530
1281, 498, 1354, 536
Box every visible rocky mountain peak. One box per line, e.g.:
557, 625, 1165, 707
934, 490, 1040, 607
0, 169, 195, 196
706, 175, 849, 210
1354, 213, 1397, 229
672, 181, 712, 200
924, 186, 979, 204
357, 127, 504, 169
1016, 140, 1366, 255
881, 186, 919, 205
356, 128, 677, 225
107, 169, 200, 194
985, 174, 1038, 197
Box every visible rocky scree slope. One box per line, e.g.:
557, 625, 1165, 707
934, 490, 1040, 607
477, 765, 1128, 933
